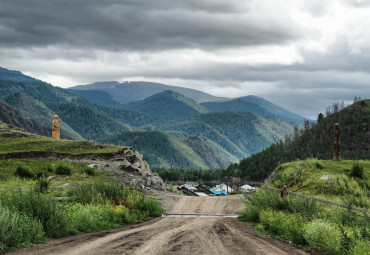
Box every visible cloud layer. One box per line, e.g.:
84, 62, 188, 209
1, 0, 369, 119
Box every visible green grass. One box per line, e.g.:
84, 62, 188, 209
0, 137, 124, 155
0, 167, 162, 253
0, 159, 107, 190
0, 122, 124, 155
271, 159, 370, 207
240, 188, 370, 255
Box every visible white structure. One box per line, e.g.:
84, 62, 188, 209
240, 184, 256, 192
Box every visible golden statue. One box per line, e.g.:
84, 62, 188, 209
52, 115, 60, 139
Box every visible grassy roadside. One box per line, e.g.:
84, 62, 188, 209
240, 159, 369, 255
0, 181, 162, 254
0, 159, 107, 190
270, 159, 369, 208
0, 124, 162, 254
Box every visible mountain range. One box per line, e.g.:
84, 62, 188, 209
0, 66, 305, 169
71, 81, 225, 103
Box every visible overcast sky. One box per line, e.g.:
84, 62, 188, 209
1, 0, 369, 119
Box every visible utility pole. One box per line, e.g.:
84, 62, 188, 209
225, 176, 228, 195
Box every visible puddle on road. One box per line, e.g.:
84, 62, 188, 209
162, 214, 239, 218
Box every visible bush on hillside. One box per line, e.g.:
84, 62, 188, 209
0, 203, 45, 253
55, 164, 72, 175
1, 190, 68, 238
14, 165, 34, 178
304, 219, 341, 255
260, 210, 306, 245
350, 161, 364, 179
83, 167, 96, 176
35, 177, 50, 193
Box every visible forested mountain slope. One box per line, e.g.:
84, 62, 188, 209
101, 130, 236, 169
0, 67, 36, 82
123, 90, 210, 119
227, 100, 370, 181
3, 92, 83, 140
0, 78, 132, 141
164, 111, 295, 158
202, 95, 305, 123
0, 101, 50, 137
69, 89, 121, 106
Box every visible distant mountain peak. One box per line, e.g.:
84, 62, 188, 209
123, 90, 210, 119
0, 66, 36, 82
202, 95, 305, 123
70, 81, 226, 104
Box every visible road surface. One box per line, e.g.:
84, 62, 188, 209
10, 195, 309, 255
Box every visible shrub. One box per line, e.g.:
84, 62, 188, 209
64, 203, 113, 233
338, 225, 359, 255
315, 161, 323, 169
14, 165, 34, 178
45, 164, 55, 173
240, 203, 261, 222
287, 196, 322, 219
35, 170, 48, 179
68, 182, 123, 205
259, 210, 306, 245
352, 239, 370, 255
35, 177, 50, 193
143, 198, 163, 217
1, 190, 68, 238
83, 167, 96, 176
331, 208, 369, 240
107, 204, 132, 225
0, 203, 45, 253
316, 174, 361, 196
350, 161, 364, 179
55, 164, 72, 175
304, 219, 341, 255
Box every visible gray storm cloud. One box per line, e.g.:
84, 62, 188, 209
0, 0, 299, 50
0, 0, 369, 119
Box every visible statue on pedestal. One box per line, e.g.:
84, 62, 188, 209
52, 115, 60, 139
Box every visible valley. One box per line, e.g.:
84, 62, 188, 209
0, 67, 302, 170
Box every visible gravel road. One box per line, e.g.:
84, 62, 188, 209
9, 195, 309, 255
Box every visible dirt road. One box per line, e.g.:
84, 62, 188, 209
10, 195, 309, 255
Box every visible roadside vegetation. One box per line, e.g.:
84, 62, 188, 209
270, 159, 369, 208
0, 159, 162, 253
241, 159, 369, 255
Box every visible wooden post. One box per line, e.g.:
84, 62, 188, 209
334, 123, 341, 160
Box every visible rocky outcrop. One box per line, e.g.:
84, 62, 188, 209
1, 148, 165, 191
73, 148, 165, 190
